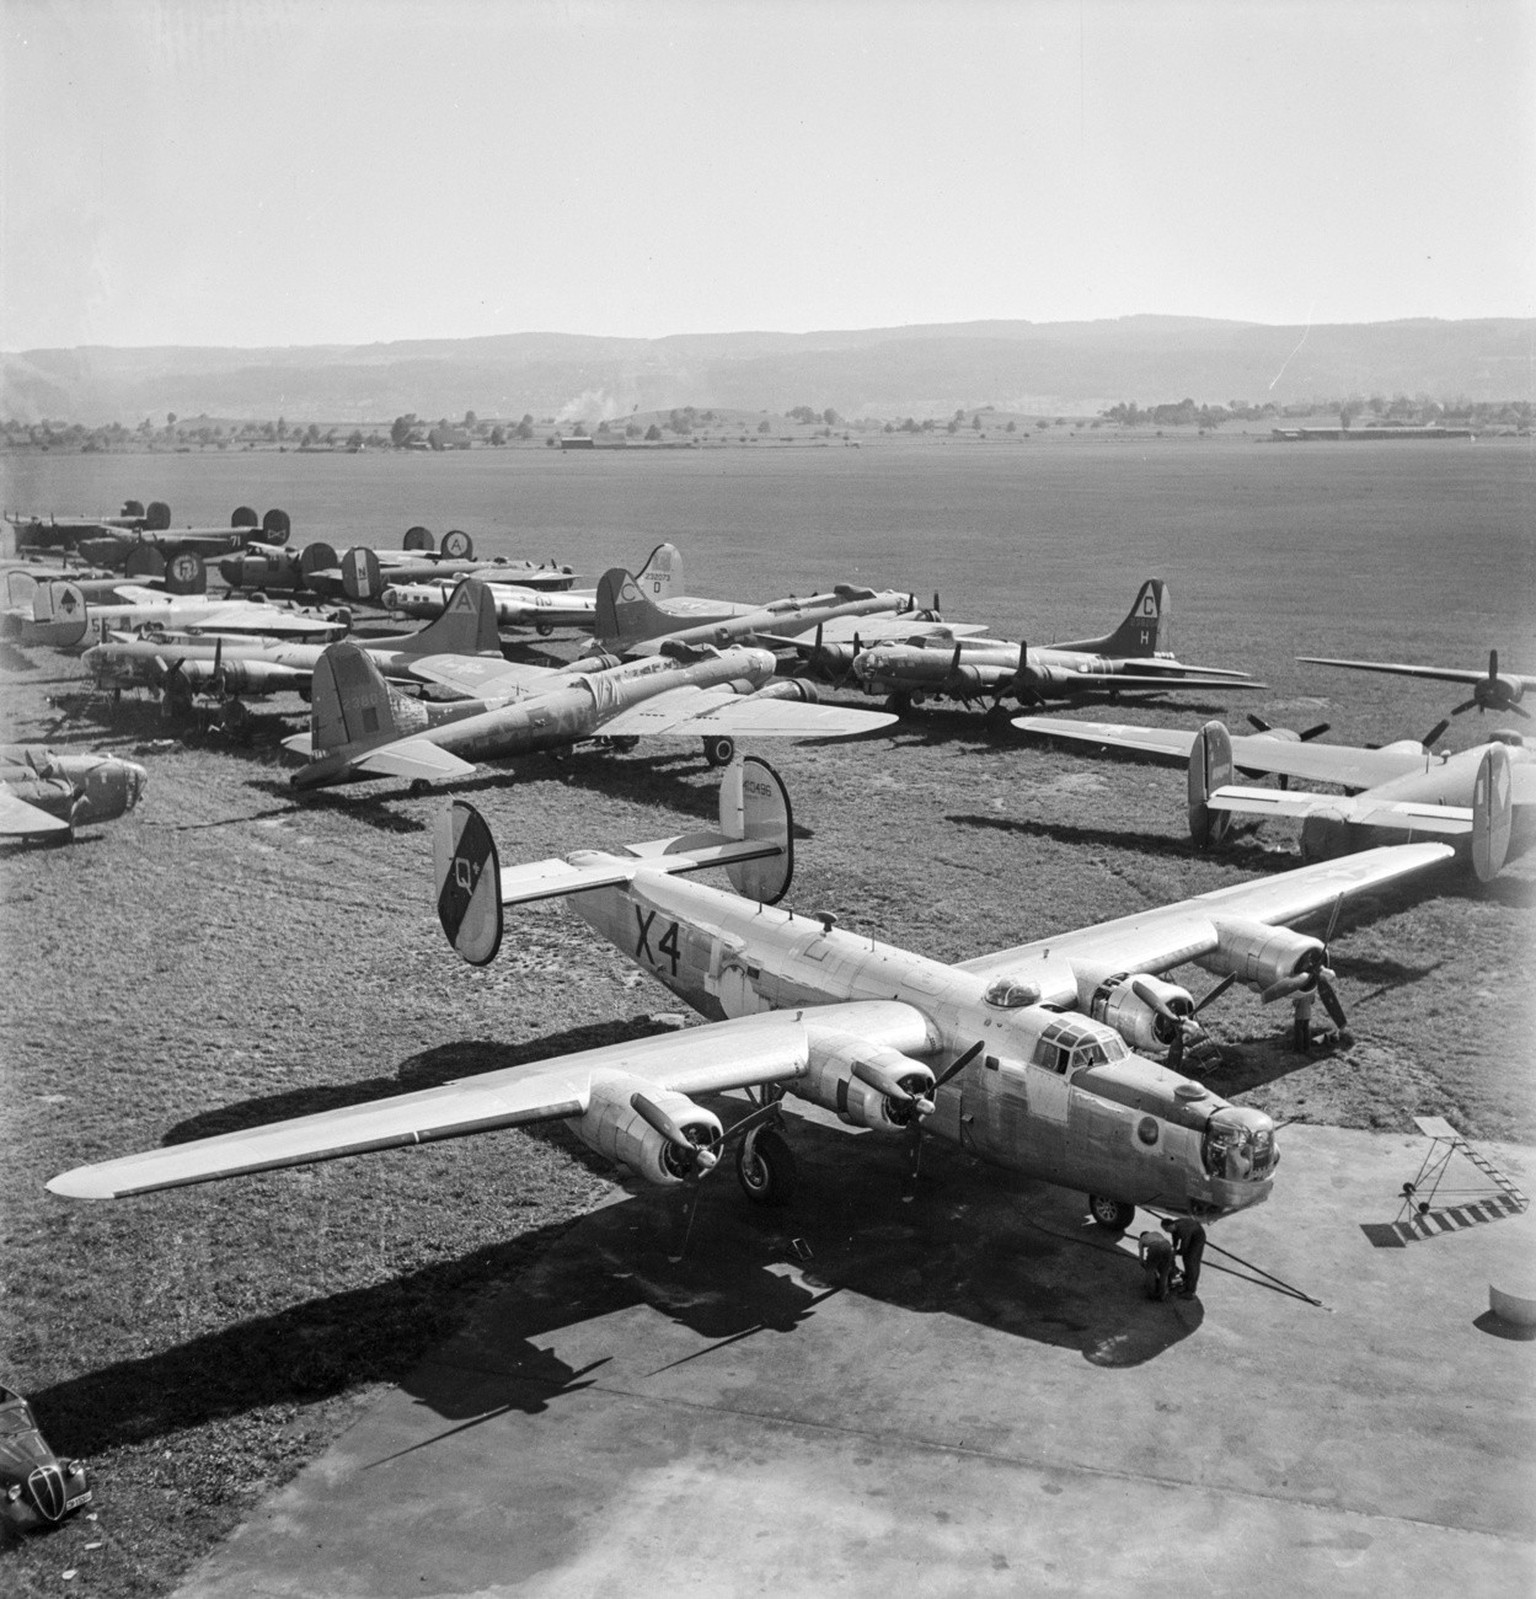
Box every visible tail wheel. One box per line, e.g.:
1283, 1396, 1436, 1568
736, 1127, 796, 1206
1087, 1194, 1136, 1232
703, 734, 736, 768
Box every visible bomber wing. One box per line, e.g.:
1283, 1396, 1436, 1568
1067, 671, 1266, 693
404, 654, 560, 698
0, 790, 71, 838
596, 684, 898, 739
1014, 716, 1433, 791
47, 1002, 928, 1200
1297, 656, 1495, 687
955, 843, 1453, 981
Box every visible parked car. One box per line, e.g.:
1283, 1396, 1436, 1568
0, 1387, 91, 1536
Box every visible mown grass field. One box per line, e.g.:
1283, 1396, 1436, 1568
1, 433, 1532, 1595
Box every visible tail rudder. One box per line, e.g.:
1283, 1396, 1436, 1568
393, 577, 500, 657
29, 581, 90, 648
310, 641, 403, 755
633, 543, 682, 601
596, 567, 675, 649
341, 547, 384, 601
434, 756, 795, 965
1187, 719, 1234, 848
1471, 743, 1514, 882
1102, 577, 1167, 657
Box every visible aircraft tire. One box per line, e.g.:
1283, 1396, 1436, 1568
536, 623, 555, 637
703, 734, 736, 768
736, 1127, 796, 1206
610, 736, 640, 753
884, 692, 912, 717
1087, 1194, 1137, 1233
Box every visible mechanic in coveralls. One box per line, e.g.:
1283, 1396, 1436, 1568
1138, 1227, 1175, 1300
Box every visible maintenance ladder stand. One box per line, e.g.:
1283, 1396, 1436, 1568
1396, 1115, 1530, 1235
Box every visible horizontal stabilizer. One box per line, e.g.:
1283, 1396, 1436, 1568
354, 739, 478, 783
0, 791, 71, 837
1208, 784, 1473, 835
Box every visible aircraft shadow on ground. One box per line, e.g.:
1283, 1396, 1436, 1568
947, 810, 1285, 873
58, 1067, 1215, 1454
238, 777, 427, 834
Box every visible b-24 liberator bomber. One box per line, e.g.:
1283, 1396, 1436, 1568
1, 745, 147, 841
49, 759, 1452, 1238
851, 578, 1258, 716
12, 580, 350, 650
82, 574, 511, 707
283, 587, 897, 789
378, 543, 682, 636
1300, 649, 1536, 723
1015, 714, 1531, 881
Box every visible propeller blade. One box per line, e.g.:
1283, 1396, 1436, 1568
1246, 714, 1272, 733
1322, 892, 1345, 947
1317, 972, 1349, 1033
630, 1092, 718, 1173
1512, 703, 1532, 719
1421, 719, 1451, 750
1193, 972, 1237, 1014
709, 1098, 784, 1153
1299, 722, 1331, 741
1489, 649, 1499, 683
1130, 977, 1183, 1024
1261, 971, 1314, 1004
1450, 698, 1479, 716
931, 1039, 986, 1093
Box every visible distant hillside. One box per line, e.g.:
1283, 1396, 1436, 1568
2, 316, 1530, 425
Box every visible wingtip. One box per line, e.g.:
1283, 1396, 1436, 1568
47, 1168, 118, 1201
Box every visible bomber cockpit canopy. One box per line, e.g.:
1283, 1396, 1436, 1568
983, 976, 1041, 1009
1031, 1019, 1129, 1076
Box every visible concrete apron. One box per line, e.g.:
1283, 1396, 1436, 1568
174, 1118, 1535, 1599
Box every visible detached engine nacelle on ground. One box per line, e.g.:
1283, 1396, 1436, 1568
796, 1034, 936, 1133
1201, 918, 1325, 992
569, 1078, 722, 1186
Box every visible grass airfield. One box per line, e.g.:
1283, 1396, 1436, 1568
0, 432, 1532, 1595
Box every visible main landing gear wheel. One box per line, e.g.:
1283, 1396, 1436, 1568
1087, 1195, 1137, 1232
536, 622, 555, 637
736, 1127, 797, 1206
703, 734, 736, 768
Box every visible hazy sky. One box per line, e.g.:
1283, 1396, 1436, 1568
3, 0, 1531, 350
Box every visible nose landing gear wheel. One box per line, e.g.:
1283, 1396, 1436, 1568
736, 1127, 796, 1206
1087, 1194, 1137, 1232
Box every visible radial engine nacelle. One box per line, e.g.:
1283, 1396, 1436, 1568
1198, 918, 1325, 992
570, 1077, 722, 1187
750, 678, 822, 704
1086, 972, 1197, 1052
797, 1033, 937, 1133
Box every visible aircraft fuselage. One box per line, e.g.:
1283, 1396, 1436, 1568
563, 868, 1277, 1220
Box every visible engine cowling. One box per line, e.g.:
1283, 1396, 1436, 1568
1203, 918, 1325, 991
1088, 973, 1197, 1051
751, 678, 821, 704
569, 1078, 722, 1187
796, 1034, 935, 1133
